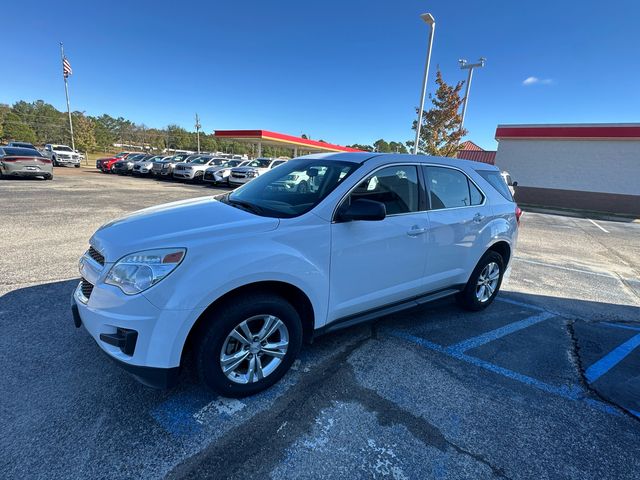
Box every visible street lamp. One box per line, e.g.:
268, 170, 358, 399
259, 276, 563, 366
458, 57, 486, 132
413, 13, 436, 155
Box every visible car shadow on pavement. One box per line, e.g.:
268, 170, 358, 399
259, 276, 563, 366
1, 279, 639, 479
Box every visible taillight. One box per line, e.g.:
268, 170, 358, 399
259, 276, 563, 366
515, 205, 523, 225
40, 158, 52, 164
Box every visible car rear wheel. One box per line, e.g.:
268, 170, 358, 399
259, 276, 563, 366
196, 294, 303, 397
457, 250, 505, 311
74, 164, 80, 168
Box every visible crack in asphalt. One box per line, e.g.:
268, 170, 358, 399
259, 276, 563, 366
565, 318, 640, 424
167, 327, 510, 479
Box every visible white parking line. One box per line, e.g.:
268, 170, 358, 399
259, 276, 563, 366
514, 257, 616, 278
587, 218, 609, 233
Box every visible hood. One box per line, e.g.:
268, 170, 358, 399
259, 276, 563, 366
232, 166, 259, 173
91, 196, 279, 261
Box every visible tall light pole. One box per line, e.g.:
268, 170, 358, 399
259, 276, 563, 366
195, 113, 201, 153
458, 57, 486, 132
413, 13, 435, 155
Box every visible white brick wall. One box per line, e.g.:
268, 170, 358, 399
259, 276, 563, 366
494, 139, 640, 195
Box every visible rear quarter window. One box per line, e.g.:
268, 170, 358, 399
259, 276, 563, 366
478, 170, 513, 201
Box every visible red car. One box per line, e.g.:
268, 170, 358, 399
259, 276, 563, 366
97, 152, 140, 173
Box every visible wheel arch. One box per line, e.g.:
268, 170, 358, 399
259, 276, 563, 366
487, 240, 512, 267
181, 280, 315, 365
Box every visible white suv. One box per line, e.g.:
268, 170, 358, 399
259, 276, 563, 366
72, 153, 519, 396
43, 144, 81, 167
228, 158, 288, 186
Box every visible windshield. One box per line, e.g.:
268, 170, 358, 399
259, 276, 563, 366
190, 158, 210, 165
246, 159, 271, 168
223, 159, 358, 218
2, 147, 43, 157
53, 146, 73, 152
221, 160, 241, 168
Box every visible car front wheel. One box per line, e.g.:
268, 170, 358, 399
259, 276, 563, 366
196, 294, 302, 397
457, 250, 505, 311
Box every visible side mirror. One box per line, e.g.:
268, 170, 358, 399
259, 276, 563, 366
512, 181, 518, 187
337, 199, 386, 222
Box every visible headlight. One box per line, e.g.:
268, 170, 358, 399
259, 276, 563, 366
246, 170, 259, 178
105, 248, 186, 295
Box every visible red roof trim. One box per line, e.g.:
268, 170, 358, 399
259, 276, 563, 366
214, 130, 362, 152
496, 125, 640, 140
459, 140, 484, 151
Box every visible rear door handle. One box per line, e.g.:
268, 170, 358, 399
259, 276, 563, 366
473, 213, 485, 223
407, 226, 428, 237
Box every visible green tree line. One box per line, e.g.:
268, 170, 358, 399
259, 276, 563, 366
1, 73, 469, 158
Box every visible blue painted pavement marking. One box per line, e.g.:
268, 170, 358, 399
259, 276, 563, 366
386, 328, 622, 418
600, 322, 640, 332
584, 332, 640, 384
447, 311, 554, 354
149, 388, 215, 436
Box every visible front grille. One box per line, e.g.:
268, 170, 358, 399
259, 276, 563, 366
88, 246, 105, 265
80, 278, 94, 299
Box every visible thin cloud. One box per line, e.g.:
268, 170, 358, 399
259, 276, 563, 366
522, 76, 554, 86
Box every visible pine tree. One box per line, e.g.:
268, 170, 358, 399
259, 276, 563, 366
411, 69, 467, 157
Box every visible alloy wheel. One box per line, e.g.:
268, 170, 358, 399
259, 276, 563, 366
475, 261, 500, 303
220, 315, 289, 384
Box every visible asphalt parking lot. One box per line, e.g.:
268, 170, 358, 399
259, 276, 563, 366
1, 168, 639, 479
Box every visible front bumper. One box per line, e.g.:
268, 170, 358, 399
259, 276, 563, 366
56, 157, 80, 165
228, 175, 254, 185
173, 171, 196, 180
71, 271, 190, 389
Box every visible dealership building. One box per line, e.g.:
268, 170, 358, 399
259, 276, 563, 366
495, 124, 640, 216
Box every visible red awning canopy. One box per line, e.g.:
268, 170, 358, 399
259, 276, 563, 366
214, 130, 362, 153
496, 124, 640, 140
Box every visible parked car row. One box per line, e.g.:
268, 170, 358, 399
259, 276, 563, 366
96, 151, 291, 187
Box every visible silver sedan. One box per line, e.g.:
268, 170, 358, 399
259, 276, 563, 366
0, 147, 53, 180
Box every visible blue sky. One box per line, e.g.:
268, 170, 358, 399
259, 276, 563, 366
3, 0, 639, 149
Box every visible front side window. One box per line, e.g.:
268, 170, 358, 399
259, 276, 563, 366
425, 166, 483, 209
347, 165, 420, 215
224, 159, 357, 218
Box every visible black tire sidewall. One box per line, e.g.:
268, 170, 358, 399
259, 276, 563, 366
459, 251, 505, 311
197, 295, 303, 397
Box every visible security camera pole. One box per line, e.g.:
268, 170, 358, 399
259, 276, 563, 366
413, 13, 435, 155
458, 57, 486, 132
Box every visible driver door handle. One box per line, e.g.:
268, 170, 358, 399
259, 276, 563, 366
407, 226, 428, 237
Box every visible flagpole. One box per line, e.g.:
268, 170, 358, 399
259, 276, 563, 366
60, 42, 75, 150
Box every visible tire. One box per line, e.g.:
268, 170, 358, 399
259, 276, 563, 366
45, 174, 53, 180
193, 171, 203, 183
196, 294, 303, 397
74, 164, 80, 168
457, 250, 505, 311
51, 156, 57, 167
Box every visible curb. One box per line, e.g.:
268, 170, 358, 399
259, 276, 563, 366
519, 204, 640, 224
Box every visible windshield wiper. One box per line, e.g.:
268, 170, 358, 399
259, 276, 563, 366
226, 197, 265, 215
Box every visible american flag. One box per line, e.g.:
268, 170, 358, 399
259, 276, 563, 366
63, 57, 72, 78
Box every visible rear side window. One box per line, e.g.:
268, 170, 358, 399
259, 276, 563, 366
424, 166, 483, 209
478, 170, 513, 201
